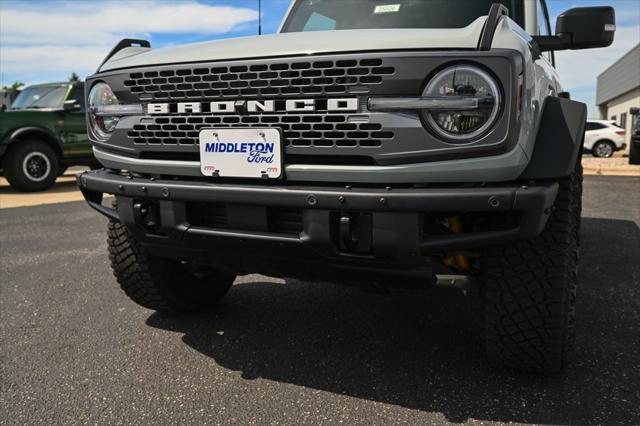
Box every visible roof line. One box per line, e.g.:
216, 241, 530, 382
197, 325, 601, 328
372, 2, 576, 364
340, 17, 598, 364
597, 85, 640, 106
597, 42, 640, 78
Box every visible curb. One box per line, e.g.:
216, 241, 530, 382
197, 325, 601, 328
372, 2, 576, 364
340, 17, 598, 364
583, 167, 640, 177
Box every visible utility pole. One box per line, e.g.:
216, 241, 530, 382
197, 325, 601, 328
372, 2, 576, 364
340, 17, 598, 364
258, 0, 262, 35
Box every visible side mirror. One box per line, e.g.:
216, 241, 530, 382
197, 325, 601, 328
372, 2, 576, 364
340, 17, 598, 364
63, 99, 81, 111
534, 6, 615, 51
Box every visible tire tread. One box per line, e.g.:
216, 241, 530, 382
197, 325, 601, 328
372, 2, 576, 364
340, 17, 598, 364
482, 164, 582, 373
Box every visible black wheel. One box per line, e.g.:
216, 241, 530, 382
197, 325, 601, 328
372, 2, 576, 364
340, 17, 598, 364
482, 163, 582, 374
107, 221, 236, 314
591, 140, 615, 158
2, 140, 59, 191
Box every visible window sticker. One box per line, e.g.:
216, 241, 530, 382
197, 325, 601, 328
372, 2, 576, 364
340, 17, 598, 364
374, 4, 401, 14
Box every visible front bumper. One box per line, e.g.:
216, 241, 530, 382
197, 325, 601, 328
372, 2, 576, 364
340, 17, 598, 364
78, 169, 557, 284
92, 144, 530, 184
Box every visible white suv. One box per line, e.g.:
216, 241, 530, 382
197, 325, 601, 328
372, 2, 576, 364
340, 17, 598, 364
584, 120, 627, 158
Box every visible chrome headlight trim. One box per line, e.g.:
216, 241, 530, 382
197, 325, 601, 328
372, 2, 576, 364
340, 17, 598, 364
88, 82, 121, 142
422, 65, 502, 143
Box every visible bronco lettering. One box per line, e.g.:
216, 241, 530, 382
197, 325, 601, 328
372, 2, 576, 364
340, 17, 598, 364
147, 98, 358, 115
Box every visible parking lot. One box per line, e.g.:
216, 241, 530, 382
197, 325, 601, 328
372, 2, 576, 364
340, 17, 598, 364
1, 174, 639, 424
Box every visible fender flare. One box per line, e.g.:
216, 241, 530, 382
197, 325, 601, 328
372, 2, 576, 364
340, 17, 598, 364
519, 97, 587, 179
1, 126, 63, 156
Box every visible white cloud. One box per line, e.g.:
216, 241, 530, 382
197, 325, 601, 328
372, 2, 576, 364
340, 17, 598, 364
0, 0, 258, 84
0, 1, 258, 45
0, 45, 113, 79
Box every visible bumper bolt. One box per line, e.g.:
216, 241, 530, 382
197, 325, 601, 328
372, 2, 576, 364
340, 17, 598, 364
141, 186, 147, 192
307, 194, 318, 206
161, 187, 170, 198
338, 196, 346, 204
488, 196, 500, 208
118, 185, 124, 191
150, 177, 156, 181
379, 197, 387, 206
345, 185, 352, 190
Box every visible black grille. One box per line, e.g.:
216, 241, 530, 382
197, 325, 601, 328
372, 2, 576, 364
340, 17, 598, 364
124, 58, 394, 100
128, 115, 394, 148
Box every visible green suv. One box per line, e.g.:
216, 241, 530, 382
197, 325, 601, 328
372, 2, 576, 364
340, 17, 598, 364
0, 82, 96, 191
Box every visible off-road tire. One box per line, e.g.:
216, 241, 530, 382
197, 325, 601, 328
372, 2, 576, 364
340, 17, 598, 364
107, 221, 235, 314
482, 163, 582, 374
2, 140, 59, 191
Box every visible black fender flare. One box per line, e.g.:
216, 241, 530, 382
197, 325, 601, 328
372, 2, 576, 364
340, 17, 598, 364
519, 97, 587, 179
1, 126, 63, 157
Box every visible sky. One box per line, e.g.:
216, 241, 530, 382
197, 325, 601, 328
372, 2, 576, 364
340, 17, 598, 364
0, 0, 638, 117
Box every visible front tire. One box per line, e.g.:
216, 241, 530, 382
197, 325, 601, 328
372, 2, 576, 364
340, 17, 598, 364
591, 140, 615, 158
482, 164, 582, 374
2, 140, 59, 191
107, 221, 236, 314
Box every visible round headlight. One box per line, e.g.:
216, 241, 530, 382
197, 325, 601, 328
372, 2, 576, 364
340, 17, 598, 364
422, 65, 501, 142
88, 82, 120, 140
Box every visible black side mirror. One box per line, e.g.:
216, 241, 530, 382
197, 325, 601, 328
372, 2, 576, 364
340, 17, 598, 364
534, 6, 615, 51
63, 99, 81, 111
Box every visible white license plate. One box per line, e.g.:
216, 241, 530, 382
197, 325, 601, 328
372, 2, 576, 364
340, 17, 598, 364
199, 128, 282, 179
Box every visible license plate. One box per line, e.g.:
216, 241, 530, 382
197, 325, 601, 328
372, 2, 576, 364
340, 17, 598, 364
199, 128, 282, 179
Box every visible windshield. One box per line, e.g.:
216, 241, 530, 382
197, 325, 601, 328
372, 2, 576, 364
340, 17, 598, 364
282, 0, 524, 32
10, 85, 68, 110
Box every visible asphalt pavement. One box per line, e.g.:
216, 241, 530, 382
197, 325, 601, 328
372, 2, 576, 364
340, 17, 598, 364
1, 175, 639, 425
0, 168, 87, 209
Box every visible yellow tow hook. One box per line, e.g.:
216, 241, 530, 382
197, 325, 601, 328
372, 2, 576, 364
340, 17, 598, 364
447, 215, 470, 271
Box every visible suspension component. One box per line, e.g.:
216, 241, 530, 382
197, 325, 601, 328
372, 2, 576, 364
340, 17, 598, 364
447, 215, 470, 271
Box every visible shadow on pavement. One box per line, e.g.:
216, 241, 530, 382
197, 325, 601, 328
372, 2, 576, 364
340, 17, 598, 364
146, 217, 640, 424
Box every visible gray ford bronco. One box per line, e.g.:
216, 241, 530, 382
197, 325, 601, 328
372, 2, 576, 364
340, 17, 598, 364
78, 0, 615, 373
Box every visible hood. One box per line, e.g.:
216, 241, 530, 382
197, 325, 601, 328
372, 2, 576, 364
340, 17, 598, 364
99, 17, 487, 72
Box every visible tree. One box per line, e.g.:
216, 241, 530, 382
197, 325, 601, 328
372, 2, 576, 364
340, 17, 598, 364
68, 72, 81, 82
2, 81, 24, 90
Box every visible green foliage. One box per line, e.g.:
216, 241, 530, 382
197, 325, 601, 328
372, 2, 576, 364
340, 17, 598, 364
2, 81, 24, 91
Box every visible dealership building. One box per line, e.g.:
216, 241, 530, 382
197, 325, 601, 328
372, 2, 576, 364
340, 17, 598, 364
596, 43, 640, 147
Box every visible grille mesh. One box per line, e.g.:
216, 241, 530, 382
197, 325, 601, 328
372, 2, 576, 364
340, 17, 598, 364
124, 59, 394, 99
128, 115, 394, 148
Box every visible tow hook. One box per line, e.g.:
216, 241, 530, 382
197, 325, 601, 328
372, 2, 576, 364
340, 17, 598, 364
133, 201, 159, 231
336, 212, 373, 254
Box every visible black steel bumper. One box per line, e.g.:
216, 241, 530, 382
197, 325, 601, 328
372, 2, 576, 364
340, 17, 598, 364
77, 170, 558, 284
